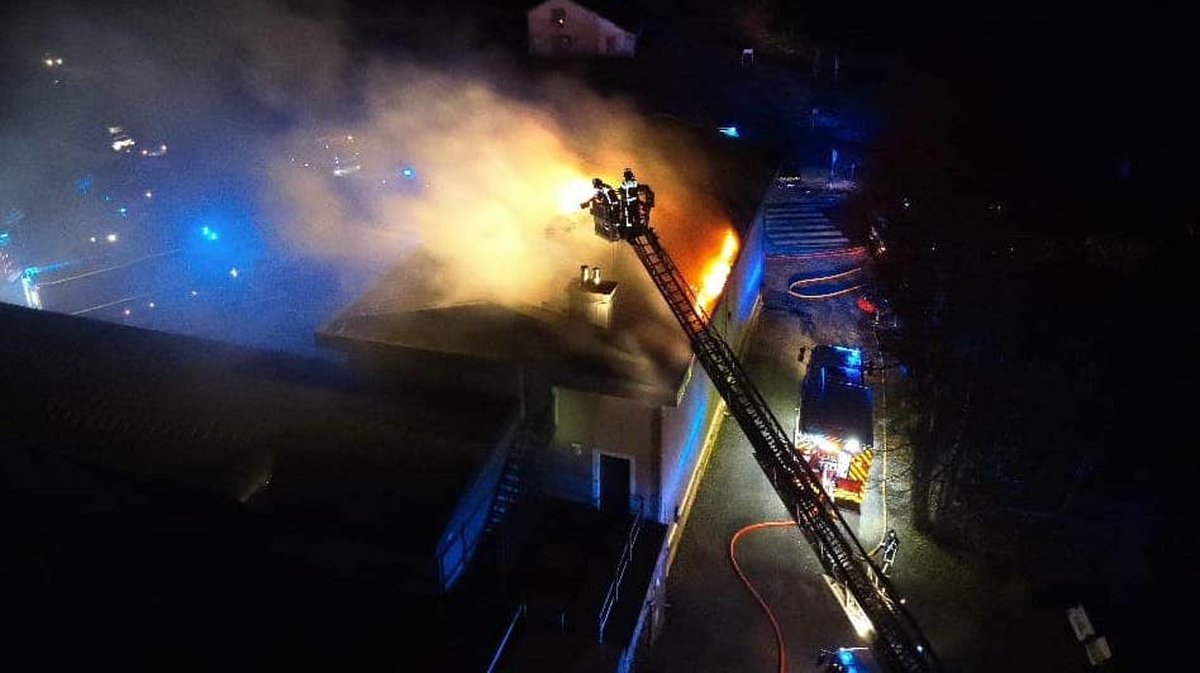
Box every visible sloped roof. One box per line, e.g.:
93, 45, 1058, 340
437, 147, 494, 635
0, 302, 517, 549
319, 299, 692, 406
527, 0, 645, 34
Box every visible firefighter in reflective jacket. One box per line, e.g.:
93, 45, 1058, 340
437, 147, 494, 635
618, 168, 655, 232
581, 177, 620, 240
872, 529, 900, 575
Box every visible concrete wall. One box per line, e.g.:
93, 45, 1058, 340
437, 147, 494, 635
548, 387, 657, 514
527, 0, 636, 57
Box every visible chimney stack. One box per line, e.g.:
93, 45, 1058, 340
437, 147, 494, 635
568, 263, 618, 329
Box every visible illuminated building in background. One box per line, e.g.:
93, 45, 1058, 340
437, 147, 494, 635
108, 125, 136, 153
526, 0, 640, 57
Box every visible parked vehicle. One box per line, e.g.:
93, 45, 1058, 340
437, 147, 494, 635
796, 345, 875, 511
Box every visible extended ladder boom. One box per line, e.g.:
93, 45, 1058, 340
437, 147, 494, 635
626, 224, 940, 672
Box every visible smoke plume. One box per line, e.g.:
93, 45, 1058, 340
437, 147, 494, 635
1, 0, 737, 360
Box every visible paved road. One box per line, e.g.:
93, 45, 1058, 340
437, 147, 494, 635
640, 302, 869, 672
639, 293, 1087, 672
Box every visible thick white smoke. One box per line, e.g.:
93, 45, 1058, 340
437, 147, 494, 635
2, 0, 738, 368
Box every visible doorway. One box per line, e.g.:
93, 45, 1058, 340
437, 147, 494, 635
598, 453, 632, 516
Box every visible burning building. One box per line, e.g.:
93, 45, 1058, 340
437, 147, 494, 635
308, 146, 778, 664
316, 230, 764, 531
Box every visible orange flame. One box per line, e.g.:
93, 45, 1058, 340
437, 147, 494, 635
695, 228, 739, 314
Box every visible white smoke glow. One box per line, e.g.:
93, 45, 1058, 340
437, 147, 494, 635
2, 0, 740, 362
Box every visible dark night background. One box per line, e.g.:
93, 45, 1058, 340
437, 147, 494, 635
3, 1, 1194, 669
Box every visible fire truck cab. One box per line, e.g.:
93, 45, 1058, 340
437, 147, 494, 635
796, 345, 875, 511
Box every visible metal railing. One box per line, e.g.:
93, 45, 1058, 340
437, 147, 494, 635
597, 494, 645, 643
485, 602, 527, 673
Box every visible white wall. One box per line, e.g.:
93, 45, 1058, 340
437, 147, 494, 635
527, 0, 636, 57
549, 387, 657, 511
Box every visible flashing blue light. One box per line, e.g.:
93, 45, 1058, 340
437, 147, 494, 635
117, 206, 128, 216
200, 226, 219, 242
229, 267, 239, 278
833, 345, 863, 368
718, 126, 740, 138
400, 167, 415, 178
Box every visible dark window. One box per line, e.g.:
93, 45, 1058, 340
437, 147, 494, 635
551, 8, 566, 27
555, 34, 573, 52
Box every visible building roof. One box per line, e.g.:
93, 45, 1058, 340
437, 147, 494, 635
528, 0, 645, 34
0, 302, 517, 550
318, 298, 692, 406
3, 301, 691, 668
314, 116, 778, 410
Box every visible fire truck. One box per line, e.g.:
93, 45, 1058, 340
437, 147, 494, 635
797, 345, 876, 511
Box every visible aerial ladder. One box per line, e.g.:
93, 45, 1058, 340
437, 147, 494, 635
584, 170, 941, 672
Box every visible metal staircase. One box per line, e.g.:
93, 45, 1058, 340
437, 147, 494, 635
762, 188, 851, 255
623, 224, 940, 672
486, 414, 553, 535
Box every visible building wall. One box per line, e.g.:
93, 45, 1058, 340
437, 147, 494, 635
548, 387, 657, 514
540, 211, 769, 528
527, 0, 637, 57
532, 197, 769, 530
657, 362, 716, 524
717, 213, 768, 346
655, 215, 766, 525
